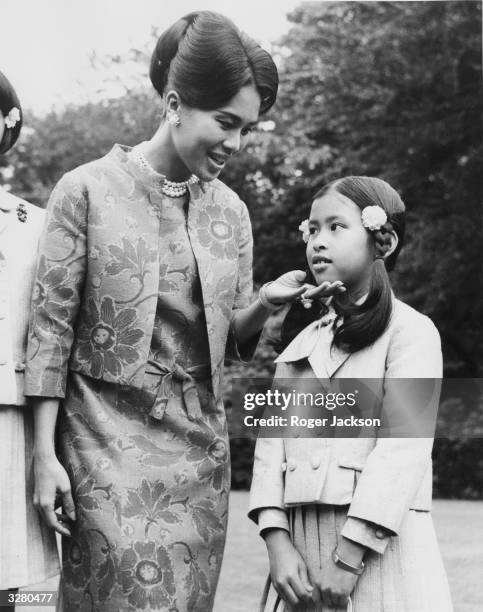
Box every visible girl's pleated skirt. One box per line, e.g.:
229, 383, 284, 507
0, 406, 59, 589
261, 504, 453, 612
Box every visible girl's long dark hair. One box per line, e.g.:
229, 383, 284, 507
0, 70, 22, 154
278, 176, 406, 355
150, 11, 278, 114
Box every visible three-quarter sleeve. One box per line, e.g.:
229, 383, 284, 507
24, 172, 88, 398
341, 313, 442, 553
225, 201, 261, 362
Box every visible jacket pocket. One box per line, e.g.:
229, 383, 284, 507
338, 459, 365, 472
338, 461, 363, 495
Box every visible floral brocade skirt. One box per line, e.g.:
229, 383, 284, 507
57, 371, 230, 612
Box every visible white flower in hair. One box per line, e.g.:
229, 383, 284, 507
298, 219, 310, 243
4, 107, 21, 129
361, 206, 387, 231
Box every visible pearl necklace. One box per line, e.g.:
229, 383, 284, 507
133, 148, 199, 197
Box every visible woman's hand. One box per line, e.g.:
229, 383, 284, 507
33, 454, 76, 537
264, 270, 345, 306
263, 529, 313, 608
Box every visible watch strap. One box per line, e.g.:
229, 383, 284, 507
331, 548, 365, 575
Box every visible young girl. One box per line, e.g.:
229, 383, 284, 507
0, 70, 59, 607
249, 176, 453, 611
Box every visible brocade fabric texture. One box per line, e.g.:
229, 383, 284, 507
25, 147, 256, 610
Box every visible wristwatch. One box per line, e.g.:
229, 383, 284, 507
331, 548, 365, 575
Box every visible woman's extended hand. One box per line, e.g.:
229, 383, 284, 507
264, 529, 313, 608
264, 270, 345, 306
33, 454, 76, 537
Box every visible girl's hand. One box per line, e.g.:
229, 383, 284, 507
264, 270, 345, 306
33, 454, 76, 537
264, 529, 313, 607
315, 560, 359, 608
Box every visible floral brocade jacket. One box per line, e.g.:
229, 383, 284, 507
25, 145, 255, 400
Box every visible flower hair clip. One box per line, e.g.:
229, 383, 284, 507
4, 107, 21, 129
298, 219, 310, 243
361, 206, 387, 231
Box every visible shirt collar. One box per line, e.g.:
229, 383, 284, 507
274, 292, 368, 366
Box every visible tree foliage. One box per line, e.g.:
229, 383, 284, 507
224, 0, 482, 377
1, 2, 481, 493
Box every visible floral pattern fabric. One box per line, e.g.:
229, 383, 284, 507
25, 144, 256, 398
57, 371, 229, 611
55, 172, 231, 610
24, 146, 258, 610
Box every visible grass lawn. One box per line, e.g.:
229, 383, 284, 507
22, 495, 482, 611
214, 493, 483, 612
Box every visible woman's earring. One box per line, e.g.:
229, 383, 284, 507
167, 109, 181, 127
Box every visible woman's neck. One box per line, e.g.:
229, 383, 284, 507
141, 123, 191, 182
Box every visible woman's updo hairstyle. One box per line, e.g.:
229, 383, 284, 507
279, 176, 406, 355
0, 70, 23, 154
150, 11, 278, 114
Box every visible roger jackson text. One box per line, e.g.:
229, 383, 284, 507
244, 415, 381, 429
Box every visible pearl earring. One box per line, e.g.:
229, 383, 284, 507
166, 109, 181, 127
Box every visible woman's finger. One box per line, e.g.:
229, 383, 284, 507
55, 512, 74, 537
62, 489, 77, 522
292, 270, 307, 284
304, 281, 345, 299
40, 503, 71, 537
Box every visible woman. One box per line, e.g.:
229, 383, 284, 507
25, 11, 332, 611
0, 70, 59, 608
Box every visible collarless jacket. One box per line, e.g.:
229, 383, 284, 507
0, 195, 45, 405
249, 299, 443, 552
25, 145, 256, 401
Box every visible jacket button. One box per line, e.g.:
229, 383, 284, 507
287, 458, 297, 471
375, 529, 386, 539
281, 462, 287, 472
311, 455, 321, 469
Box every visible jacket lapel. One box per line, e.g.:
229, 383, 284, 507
325, 344, 351, 378
277, 318, 352, 380
186, 181, 238, 378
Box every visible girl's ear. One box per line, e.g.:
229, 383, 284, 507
383, 231, 399, 260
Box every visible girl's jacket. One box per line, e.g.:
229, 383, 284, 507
0, 195, 44, 405
249, 298, 442, 553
